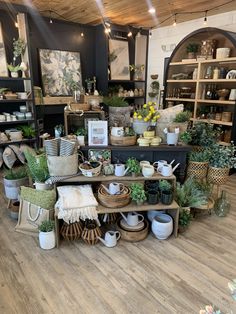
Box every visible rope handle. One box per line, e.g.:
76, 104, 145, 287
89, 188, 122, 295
27, 202, 42, 222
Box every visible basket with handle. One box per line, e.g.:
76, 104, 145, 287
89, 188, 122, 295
79, 161, 102, 177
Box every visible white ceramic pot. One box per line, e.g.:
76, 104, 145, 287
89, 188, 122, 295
142, 165, 154, 178
39, 230, 56, 250
166, 132, 179, 145
34, 182, 53, 190
151, 214, 173, 240
10, 71, 19, 78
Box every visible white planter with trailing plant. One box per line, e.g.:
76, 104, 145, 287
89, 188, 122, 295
39, 220, 56, 250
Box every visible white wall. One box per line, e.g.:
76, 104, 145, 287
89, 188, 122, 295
147, 10, 236, 97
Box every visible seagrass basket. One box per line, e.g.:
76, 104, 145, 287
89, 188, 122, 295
98, 185, 131, 208
207, 167, 230, 185
60, 221, 83, 241
187, 161, 209, 180
79, 162, 102, 177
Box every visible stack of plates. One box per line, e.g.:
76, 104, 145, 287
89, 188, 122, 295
116, 217, 149, 242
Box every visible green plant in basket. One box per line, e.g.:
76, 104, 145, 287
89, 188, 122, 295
209, 142, 236, 169
75, 127, 87, 136
188, 149, 212, 162
103, 95, 128, 107
126, 157, 141, 175
39, 220, 54, 232
173, 111, 192, 123
130, 183, 147, 204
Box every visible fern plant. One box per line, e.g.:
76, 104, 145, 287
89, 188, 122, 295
103, 95, 128, 107
4, 166, 28, 180
24, 150, 50, 183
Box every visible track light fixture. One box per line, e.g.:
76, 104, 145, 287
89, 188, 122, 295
173, 14, 177, 26
203, 11, 208, 25
149, 29, 152, 38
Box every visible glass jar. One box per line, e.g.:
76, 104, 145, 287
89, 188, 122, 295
214, 190, 230, 217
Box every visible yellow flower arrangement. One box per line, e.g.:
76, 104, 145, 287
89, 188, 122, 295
133, 102, 160, 123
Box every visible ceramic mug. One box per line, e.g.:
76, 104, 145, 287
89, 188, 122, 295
140, 160, 150, 168
104, 231, 121, 247
109, 182, 124, 195
114, 164, 128, 177
142, 165, 155, 178
111, 127, 124, 137
229, 89, 236, 100
127, 212, 144, 226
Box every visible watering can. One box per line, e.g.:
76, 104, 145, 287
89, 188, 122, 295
97, 231, 121, 248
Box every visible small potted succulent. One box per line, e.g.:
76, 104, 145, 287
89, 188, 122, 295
126, 157, 141, 177
130, 183, 147, 205
159, 179, 173, 205
38, 220, 56, 250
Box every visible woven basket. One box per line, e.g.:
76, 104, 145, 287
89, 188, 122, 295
60, 221, 83, 241
110, 135, 137, 146
81, 222, 102, 245
98, 185, 131, 208
207, 167, 230, 185
79, 162, 102, 177
187, 161, 209, 180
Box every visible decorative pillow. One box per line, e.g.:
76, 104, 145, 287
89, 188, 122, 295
20, 186, 57, 210
3, 147, 17, 168
59, 138, 76, 156
44, 138, 60, 156
9, 144, 25, 164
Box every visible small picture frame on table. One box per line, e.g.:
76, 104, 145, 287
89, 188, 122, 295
88, 120, 108, 146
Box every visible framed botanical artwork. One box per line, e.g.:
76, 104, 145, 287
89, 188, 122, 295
0, 22, 8, 77
39, 48, 82, 96
109, 39, 130, 80
88, 121, 108, 146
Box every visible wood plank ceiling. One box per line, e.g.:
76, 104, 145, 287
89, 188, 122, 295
3, 0, 236, 28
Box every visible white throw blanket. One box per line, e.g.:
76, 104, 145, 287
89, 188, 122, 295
55, 185, 98, 223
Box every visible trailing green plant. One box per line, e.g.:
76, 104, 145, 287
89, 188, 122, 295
126, 157, 141, 174
75, 127, 87, 136
186, 43, 199, 53
159, 180, 172, 193
173, 111, 192, 123
17, 125, 36, 138
188, 149, 212, 162
209, 142, 236, 168
179, 208, 192, 227
175, 177, 208, 208
129, 64, 145, 72
148, 80, 160, 98
130, 183, 147, 203
24, 150, 50, 183
103, 95, 128, 107
39, 220, 54, 232
4, 166, 28, 180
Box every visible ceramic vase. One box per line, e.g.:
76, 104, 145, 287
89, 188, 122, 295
151, 214, 173, 240
39, 230, 56, 250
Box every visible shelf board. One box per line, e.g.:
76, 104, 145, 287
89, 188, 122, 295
0, 119, 34, 125
123, 96, 144, 99
190, 118, 232, 126
0, 77, 31, 81
0, 98, 33, 103
0, 138, 37, 146
166, 80, 197, 83
97, 200, 179, 214
169, 57, 236, 66
165, 97, 195, 102
169, 61, 198, 66
108, 80, 145, 83
196, 99, 235, 105
199, 79, 236, 83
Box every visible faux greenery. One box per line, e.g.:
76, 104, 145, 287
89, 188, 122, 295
126, 157, 141, 174
179, 208, 192, 227
109, 51, 117, 63
17, 125, 36, 138
159, 180, 172, 193
130, 183, 147, 203
188, 149, 211, 162
175, 177, 208, 208
193, 180, 212, 199
186, 43, 199, 53
0, 88, 8, 95
24, 150, 50, 183
103, 95, 128, 107
173, 111, 192, 123
4, 166, 28, 180
75, 127, 87, 136
39, 220, 54, 232
209, 142, 236, 168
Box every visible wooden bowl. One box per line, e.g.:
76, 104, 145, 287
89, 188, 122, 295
116, 217, 149, 242
110, 135, 136, 146
98, 185, 131, 208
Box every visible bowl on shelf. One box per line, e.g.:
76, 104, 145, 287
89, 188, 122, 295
216, 89, 230, 101
5, 93, 17, 100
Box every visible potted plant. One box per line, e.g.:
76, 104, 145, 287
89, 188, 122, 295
8, 37, 26, 77
126, 157, 141, 176
17, 125, 36, 139
103, 95, 130, 127
171, 110, 192, 135
38, 220, 56, 250
186, 149, 211, 180
75, 127, 87, 146
133, 102, 160, 134
178, 208, 192, 233
208, 142, 236, 185
24, 150, 51, 190
159, 179, 173, 205
0, 87, 8, 99
186, 43, 199, 59
129, 64, 145, 80
7, 64, 22, 78
130, 183, 147, 205
3, 166, 29, 202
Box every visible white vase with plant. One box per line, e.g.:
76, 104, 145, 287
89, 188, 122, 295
39, 220, 56, 250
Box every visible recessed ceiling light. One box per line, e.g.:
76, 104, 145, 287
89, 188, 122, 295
148, 7, 156, 14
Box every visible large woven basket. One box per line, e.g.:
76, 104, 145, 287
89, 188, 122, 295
110, 135, 137, 146
187, 161, 209, 180
207, 167, 230, 185
81, 222, 102, 245
98, 185, 131, 208
60, 221, 83, 241
79, 162, 102, 177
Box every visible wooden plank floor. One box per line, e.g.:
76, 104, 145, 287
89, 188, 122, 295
0, 176, 236, 314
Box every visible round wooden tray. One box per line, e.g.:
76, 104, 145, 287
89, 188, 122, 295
110, 135, 137, 146
116, 217, 149, 242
